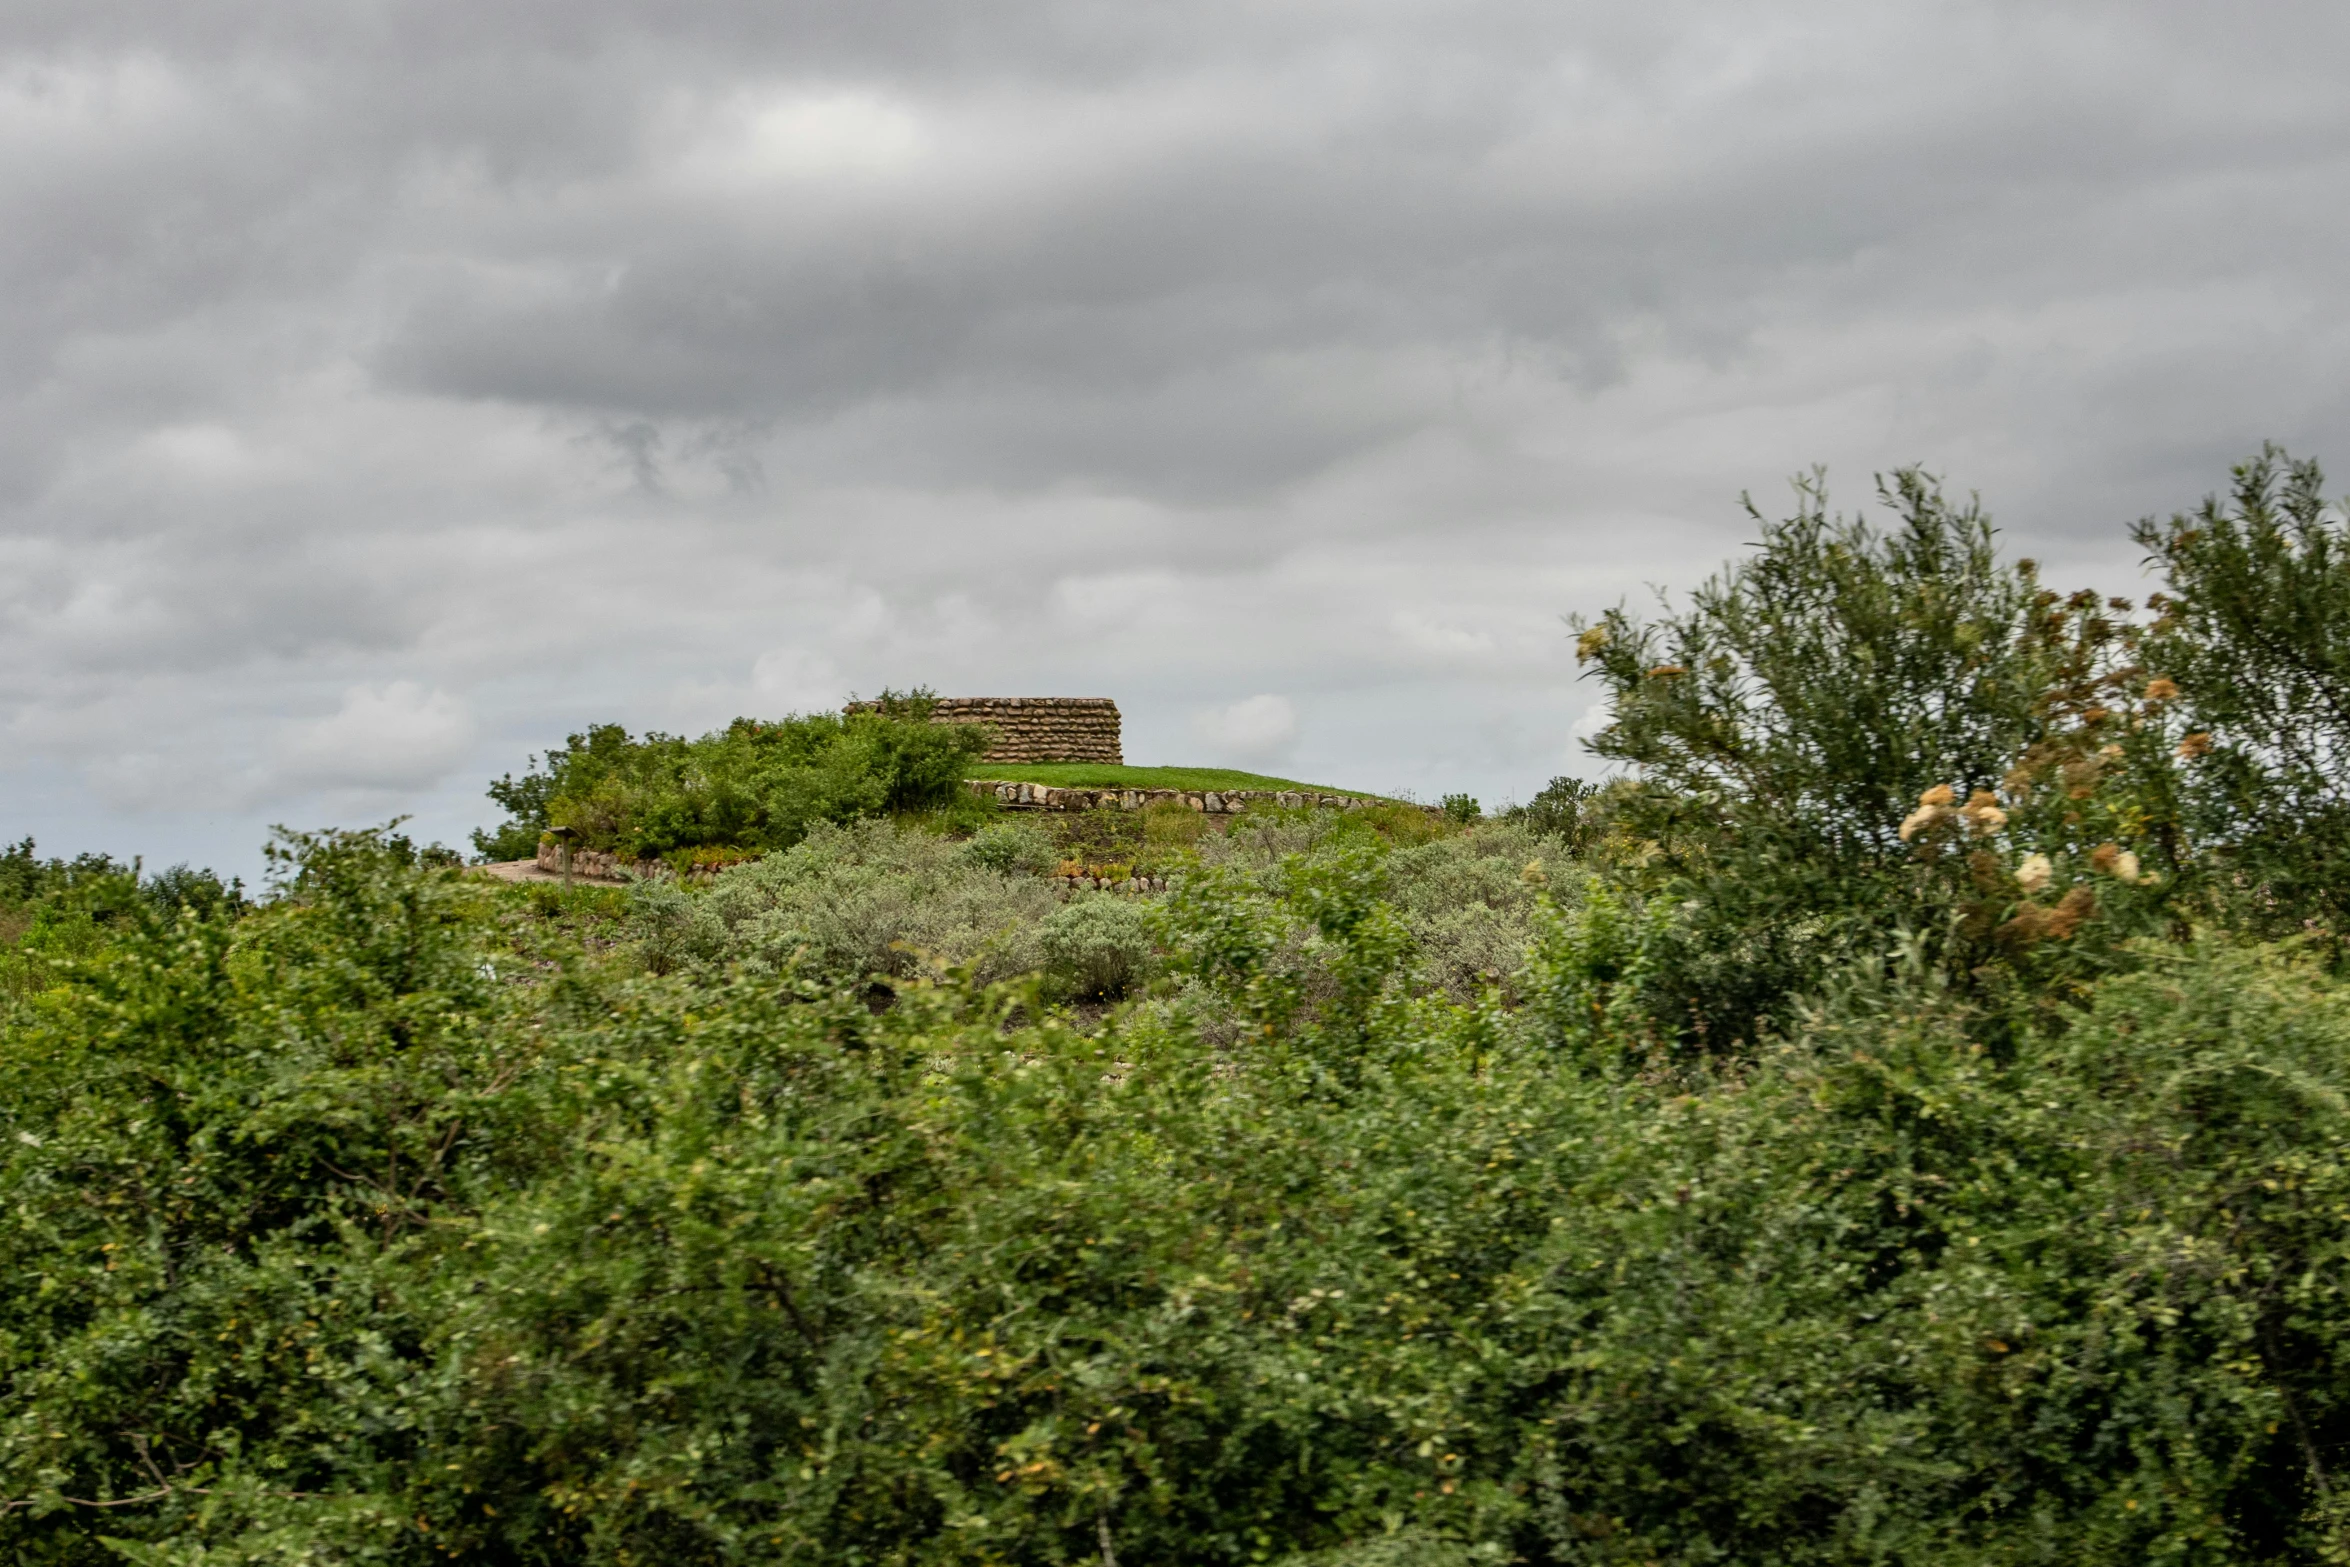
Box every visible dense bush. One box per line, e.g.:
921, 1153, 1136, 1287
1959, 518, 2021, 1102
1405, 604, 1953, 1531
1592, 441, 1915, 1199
471, 693, 995, 862
1, 840, 243, 1013
1178, 811, 1565, 1009
958, 819, 1061, 878
5, 830, 2350, 1563
1035, 894, 1156, 999
627, 817, 1059, 986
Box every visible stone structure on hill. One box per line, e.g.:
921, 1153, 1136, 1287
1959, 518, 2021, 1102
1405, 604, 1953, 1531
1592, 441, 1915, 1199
847, 696, 1122, 765
970, 781, 1416, 815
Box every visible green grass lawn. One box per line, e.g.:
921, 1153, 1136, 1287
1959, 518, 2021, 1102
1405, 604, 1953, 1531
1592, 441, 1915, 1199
965, 763, 1391, 797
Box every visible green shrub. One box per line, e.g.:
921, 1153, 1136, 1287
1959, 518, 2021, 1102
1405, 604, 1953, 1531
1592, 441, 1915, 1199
1384, 821, 1562, 1001
470, 692, 994, 861
1, 840, 239, 1016
1504, 775, 1610, 854
957, 818, 1060, 877
1036, 894, 1156, 999
632, 817, 1056, 987
8, 828, 2350, 1562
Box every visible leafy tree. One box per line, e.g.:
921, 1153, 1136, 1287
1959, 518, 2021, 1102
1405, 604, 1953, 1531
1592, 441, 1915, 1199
1575, 468, 2053, 856
1571, 469, 2185, 1044
2137, 443, 2350, 943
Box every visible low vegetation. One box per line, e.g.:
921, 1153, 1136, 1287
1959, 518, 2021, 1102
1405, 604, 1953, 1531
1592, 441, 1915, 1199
6, 446, 2350, 1563
964, 763, 1392, 796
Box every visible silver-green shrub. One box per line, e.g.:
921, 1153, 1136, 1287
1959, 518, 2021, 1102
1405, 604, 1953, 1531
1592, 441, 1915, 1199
630, 818, 1056, 986
1193, 813, 1568, 1002
1036, 894, 1156, 999
957, 818, 1060, 877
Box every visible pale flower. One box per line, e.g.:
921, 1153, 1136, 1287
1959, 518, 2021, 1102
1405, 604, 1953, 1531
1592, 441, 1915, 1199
1900, 784, 1959, 843
2015, 853, 2054, 893
1959, 790, 2007, 835
2113, 851, 2141, 884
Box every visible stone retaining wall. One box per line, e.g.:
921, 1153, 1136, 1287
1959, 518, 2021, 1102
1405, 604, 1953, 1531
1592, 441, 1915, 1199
1054, 874, 1171, 895
971, 780, 1428, 815
532, 841, 732, 884
846, 696, 1122, 764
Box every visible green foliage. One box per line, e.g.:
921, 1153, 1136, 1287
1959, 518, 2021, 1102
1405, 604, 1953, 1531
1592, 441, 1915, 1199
1439, 793, 1480, 824
2137, 444, 2350, 942
957, 819, 1061, 877
0, 841, 243, 1016
470, 693, 994, 862
7, 829, 2350, 1562
628, 817, 1059, 986
1571, 468, 2196, 1046
1576, 469, 2056, 847
1036, 894, 1156, 999
1502, 776, 1609, 854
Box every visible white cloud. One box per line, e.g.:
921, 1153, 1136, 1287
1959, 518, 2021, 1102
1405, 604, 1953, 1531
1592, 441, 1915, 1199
278, 683, 474, 792
1392, 611, 1499, 663
732, 92, 930, 181
1191, 693, 1299, 765
750, 648, 849, 714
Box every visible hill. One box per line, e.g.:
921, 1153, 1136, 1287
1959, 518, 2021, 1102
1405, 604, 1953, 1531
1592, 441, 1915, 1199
962, 762, 1397, 797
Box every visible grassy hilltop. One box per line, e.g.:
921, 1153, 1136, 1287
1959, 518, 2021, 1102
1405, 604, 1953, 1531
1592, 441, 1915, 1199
6, 447, 2350, 1563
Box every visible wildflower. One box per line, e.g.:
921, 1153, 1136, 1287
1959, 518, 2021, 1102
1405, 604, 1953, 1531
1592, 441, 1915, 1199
2113, 851, 2141, 884
1575, 625, 1608, 661
2045, 885, 2097, 939
2015, 853, 2053, 893
1646, 664, 1686, 678
2143, 677, 2179, 702
1899, 784, 1960, 844
2177, 732, 2213, 760
1959, 790, 2007, 835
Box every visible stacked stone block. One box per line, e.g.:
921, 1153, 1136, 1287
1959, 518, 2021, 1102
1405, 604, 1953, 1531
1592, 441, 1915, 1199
970, 781, 1435, 816
846, 696, 1122, 764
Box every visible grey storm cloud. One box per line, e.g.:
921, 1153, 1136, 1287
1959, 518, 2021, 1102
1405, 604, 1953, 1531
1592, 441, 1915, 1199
5, 0, 2350, 875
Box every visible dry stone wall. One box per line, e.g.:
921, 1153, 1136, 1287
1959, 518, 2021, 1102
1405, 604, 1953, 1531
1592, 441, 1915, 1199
845, 697, 1122, 764
531, 841, 731, 884
971, 780, 1432, 815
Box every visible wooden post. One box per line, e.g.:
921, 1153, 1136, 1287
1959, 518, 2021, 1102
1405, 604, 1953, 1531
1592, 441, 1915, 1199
548, 826, 578, 889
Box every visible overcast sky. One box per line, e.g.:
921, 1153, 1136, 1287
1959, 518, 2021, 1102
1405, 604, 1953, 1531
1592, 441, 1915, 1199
6, 1, 2349, 877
